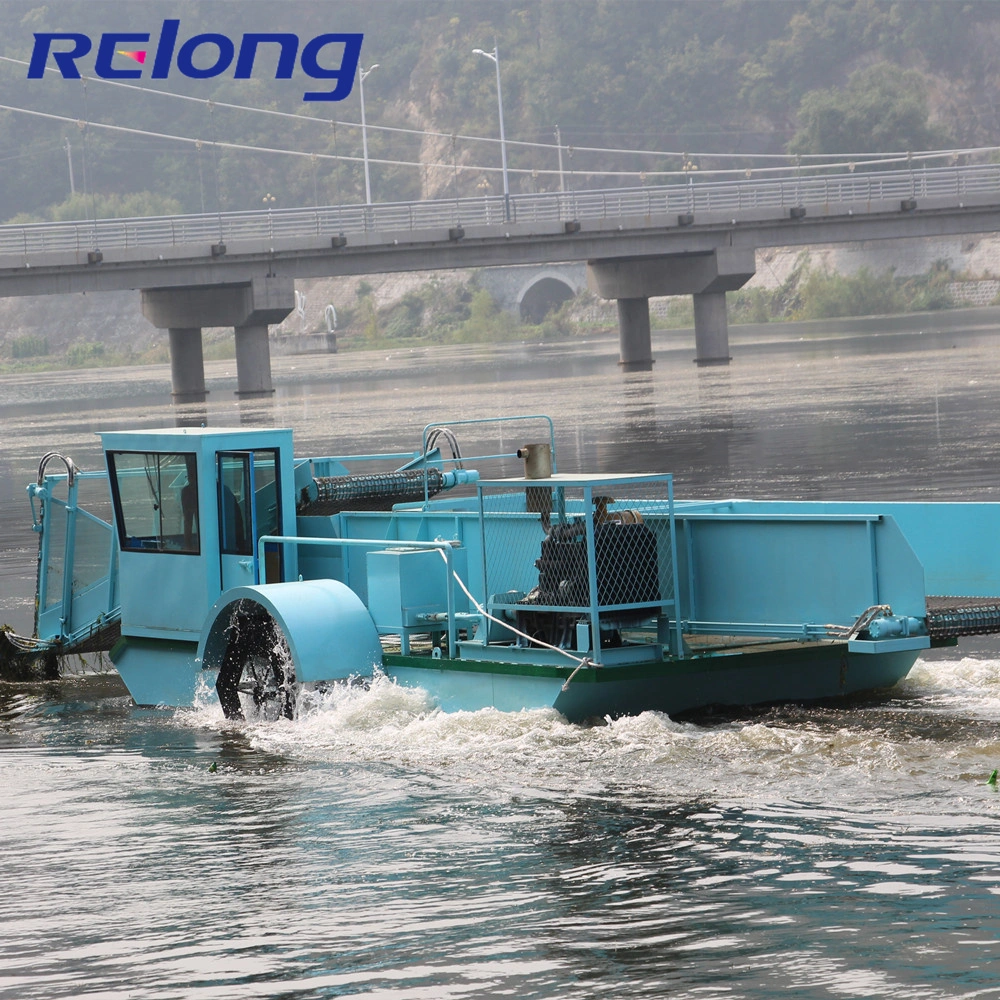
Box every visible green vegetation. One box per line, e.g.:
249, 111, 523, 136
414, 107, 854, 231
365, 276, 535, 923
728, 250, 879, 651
203, 338, 235, 362
788, 63, 946, 156
335, 261, 970, 348
337, 279, 518, 348
642, 256, 965, 329
794, 266, 906, 319
0, 2, 997, 222
328, 277, 602, 350
0, 338, 170, 374
655, 298, 695, 330
383, 295, 424, 340
0, 256, 989, 375
8, 334, 47, 358
7, 192, 184, 226
458, 288, 519, 342
725, 258, 958, 324
64, 341, 105, 366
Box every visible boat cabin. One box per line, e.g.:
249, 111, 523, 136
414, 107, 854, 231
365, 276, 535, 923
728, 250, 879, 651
101, 428, 298, 641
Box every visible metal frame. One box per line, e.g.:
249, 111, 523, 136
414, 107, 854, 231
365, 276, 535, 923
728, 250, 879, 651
475, 473, 683, 662
676, 510, 912, 642
27, 471, 119, 647
1, 163, 995, 255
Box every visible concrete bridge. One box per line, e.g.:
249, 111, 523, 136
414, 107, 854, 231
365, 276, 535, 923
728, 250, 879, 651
1, 162, 999, 396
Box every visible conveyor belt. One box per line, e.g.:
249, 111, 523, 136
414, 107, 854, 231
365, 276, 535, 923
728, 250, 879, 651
67, 619, 122, 654
299, 469, 445, 515
926, 597, 1000, 639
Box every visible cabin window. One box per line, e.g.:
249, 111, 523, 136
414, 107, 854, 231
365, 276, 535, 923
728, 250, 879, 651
218, 454, 252, 555
107, 451, 200, 554
217, 449, 281, 557
252, 450, 281, 539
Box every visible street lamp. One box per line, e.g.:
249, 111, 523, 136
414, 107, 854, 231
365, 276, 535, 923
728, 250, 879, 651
473, 42, 510, 220
682, 153, 698, 211
554, 125, 565, 193
358, 62, 379, 205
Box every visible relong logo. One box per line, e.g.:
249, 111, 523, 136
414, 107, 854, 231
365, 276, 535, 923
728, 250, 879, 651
27, 20, 362, 102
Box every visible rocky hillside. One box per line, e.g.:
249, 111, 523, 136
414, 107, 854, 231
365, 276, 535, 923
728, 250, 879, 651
1, 2, 998, 220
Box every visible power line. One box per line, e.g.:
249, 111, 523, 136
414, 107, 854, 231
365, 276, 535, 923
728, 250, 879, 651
0, 100, 995, 186
0, 138, 64, 162
0, 54, 963, 165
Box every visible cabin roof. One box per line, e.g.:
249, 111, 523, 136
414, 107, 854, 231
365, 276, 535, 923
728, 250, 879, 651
98, 426, 290, 438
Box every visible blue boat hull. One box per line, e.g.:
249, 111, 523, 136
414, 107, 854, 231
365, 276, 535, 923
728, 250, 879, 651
384, 642, 922, 722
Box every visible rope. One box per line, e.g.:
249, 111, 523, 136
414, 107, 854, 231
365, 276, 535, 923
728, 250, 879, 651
1, 627, 51, 652
560, 657, 595, 692
435, 549, 593, 691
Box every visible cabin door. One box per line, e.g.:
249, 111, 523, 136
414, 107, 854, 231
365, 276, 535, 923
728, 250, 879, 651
217, 449, 283, 592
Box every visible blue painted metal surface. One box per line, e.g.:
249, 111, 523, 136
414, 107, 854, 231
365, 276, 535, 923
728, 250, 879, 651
676, 511, 926, 637
367, 547, 470, 653
22, 414, 1000, 719
99, 427, 296, 639
110, 637, 203, 707
676, 500, 1000, 598
198, 580, 382, 685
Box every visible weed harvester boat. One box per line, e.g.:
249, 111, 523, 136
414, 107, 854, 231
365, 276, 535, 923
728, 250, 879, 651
10, 415, 1000, 721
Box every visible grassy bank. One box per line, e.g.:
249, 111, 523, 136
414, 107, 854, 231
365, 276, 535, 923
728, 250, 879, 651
0, 334, 237, 376
653, 257, 978, 330
2, 261, 995, 375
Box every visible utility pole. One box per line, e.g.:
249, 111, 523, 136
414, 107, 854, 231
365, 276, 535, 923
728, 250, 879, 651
473, 41, 510, 220
64, 136, 75, 195
359, 63, 379, 205
554, 125, 565, 193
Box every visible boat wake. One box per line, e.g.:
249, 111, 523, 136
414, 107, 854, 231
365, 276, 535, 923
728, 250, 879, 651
900, 653, 1000, 715
173, 655, 1000, 809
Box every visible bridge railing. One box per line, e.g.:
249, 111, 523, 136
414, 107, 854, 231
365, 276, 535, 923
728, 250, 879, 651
1, 163, 998, 258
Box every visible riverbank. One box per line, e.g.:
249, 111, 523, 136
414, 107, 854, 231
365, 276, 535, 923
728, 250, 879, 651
726, 303, 1000, 345
3, 304, 999, 378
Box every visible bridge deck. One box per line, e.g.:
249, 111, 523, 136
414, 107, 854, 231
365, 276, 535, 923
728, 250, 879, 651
0, 162, 997, 284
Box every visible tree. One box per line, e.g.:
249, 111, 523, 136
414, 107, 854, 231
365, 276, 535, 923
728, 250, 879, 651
789, 62, 949, 155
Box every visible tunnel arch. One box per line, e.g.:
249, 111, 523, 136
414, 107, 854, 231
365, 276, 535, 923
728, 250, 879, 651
517, 274, 578, 323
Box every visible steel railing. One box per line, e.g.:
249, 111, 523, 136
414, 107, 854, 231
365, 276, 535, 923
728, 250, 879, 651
1, 162, 998, 258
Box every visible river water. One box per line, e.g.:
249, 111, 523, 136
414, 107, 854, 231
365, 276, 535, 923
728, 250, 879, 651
3, 325, 1000, 998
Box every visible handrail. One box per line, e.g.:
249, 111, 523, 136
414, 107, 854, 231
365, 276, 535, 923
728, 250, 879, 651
1, 163, 996, 257
677, 512, 883, 522
420, 414, 557, 471
36, 451, 77, 488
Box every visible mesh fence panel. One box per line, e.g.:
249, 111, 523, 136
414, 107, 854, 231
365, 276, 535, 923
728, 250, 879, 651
71, 512, 112, 594
479, 479, 676, 640
43, 501, 66, 611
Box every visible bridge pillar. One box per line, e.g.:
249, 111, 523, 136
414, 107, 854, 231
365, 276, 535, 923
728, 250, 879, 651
587, 248, 755, 366
141, 276, 294, 399
693, 292, 732, 365
168, 327, 207, 400
617, 298, 653, 371
235, 324, 274, 396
